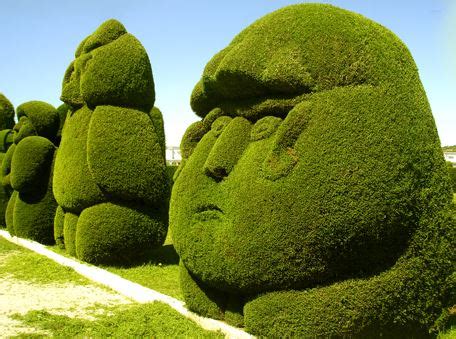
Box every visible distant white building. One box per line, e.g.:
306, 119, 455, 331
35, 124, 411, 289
166, 146, 182, 166
444, 152, 456, 167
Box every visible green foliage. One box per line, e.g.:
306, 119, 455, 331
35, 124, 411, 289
75, 202, 167, 265
104, 244, 181, 299
0, 93, 15, 129
56, 19, 168, 265
56, 103, 70, 144
5, 101, 59, 244
5, 191, 17, 234
54, 205, 64, 248
10, 136, 55, 193
171, 3, 455, 336
0, 237, 89, 285
1, 142, 15, 189
446, 162, 456, 192
0, 152, 10, 226
62, 19, 154, 111
190, 3, 420, 119
63, 212, 78, 257
149, 106, 166, 160
12, 162, 57, 245
12, 303, 222, 338
0, 129, 13, 152
15, 101, 59, 143
87, 105, 167, 206
53, 106, 106, 213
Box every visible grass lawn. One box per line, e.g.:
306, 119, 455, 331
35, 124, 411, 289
49, 230, 183, 300
0, 236, 221, 338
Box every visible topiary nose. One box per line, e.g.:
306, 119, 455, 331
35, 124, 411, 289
203, 117, 252, 180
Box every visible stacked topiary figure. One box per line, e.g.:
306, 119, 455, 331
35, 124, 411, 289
2, 101, 60, 244
0, 93, 16, 225
170, 4, 455, 337
53, 19, 168, 265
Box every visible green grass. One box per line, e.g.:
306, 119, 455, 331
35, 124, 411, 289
103, 244, 182, 299
0, 237, 89, 285
0, 235, 221, 337
453, 193, 456, 205
11, 303, 222, 338
438, 327, 456, 339
47, 231, 182, 300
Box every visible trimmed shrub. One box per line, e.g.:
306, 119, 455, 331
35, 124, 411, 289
447, 161, 456, 192
5, 191, 17, 234
87, 105, 167, 206
63, 212, 79, 257
149, 107, 166, 160
170, 4, 455, 336
5, 101, 59, 244
56, 103, 70, 145
53, 105, 106, 213
10, 136, 55, 193
0, 130, 14, 226
76, 202, 167, 265
0, 93, 15, 129
13, 172, 57, 245
54, 19, 168, 264
16, 101, 59, 143
54, 205, 65, 248
2, 143, 15, 189
0, 129, 13, 152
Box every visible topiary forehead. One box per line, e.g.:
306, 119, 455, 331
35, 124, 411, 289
75, 19, 127, 58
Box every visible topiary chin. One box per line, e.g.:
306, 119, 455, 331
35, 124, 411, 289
170, 3, 455, 336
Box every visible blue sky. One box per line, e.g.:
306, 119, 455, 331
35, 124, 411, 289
0, 0, 454, 146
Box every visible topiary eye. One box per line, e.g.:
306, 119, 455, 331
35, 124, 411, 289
251, 116, 282, 141
211, 116, 232, 137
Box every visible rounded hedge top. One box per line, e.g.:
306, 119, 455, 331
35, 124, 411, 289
190, 3, 418, 119
0, 93, 15, 130
172, 3, 452, 296
61, 19, 155, 111
14, 101, 59, 143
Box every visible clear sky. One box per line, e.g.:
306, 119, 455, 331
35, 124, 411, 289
0, 0, 454, 146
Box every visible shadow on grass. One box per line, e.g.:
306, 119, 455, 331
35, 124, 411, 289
103, 243, 180, 269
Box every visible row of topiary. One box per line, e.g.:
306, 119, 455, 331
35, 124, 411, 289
0, 19, 169, 266
1, 3, 455, 337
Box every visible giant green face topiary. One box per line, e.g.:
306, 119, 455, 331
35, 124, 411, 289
61, 19, 155, 111
171, 2, 451, 297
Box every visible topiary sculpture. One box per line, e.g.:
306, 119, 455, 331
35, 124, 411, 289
0, 93, 15, 226
3, 101, 59, 244
170, 4, 455, 337
0, 93, 15, 130
53, 19, 168, 265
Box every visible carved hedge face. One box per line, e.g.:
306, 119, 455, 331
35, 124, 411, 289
61, 19, 155, 111
170, 4, 441, 295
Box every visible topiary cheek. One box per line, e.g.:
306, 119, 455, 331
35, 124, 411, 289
261, 102, 310, 180
61, 61, 84, 107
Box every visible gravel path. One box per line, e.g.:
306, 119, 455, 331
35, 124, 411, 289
0, 273, 132, 337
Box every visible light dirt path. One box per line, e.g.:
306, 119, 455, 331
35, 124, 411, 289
0, 275, 131, 337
